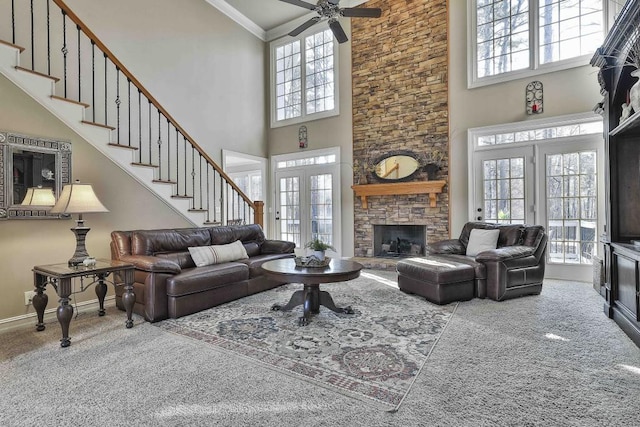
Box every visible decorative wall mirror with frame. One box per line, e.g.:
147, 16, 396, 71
370, 150, 421, 182
0, 131, 72, 219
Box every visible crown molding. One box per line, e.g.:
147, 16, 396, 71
204, 0, 267, 41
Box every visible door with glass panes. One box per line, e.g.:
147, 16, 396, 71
274, 163, 338, 256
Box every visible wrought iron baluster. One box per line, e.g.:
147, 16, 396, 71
104, 53, 108, 125
77, 25, 81, 102
147, 100, 151, 164
199, 153, 203, 210
47, 0, 51, 75
127, 78, 131, 147
30, 0, 34, 70
175, 129, 180, 192
157, 110, 162, 179
91, 40, 95, 122
11, 0, 15, 44
62, 10, 68, 98
115, 68, 120, 144
167, 119, 171, 182
183, 136, 187, 196
138, 90, 142, 151
206, 165, 210, 222
191, 147, 196, 209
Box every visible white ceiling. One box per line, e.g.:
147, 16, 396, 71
205, 0, 368, 41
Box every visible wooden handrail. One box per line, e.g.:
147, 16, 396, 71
52, 0, 255, 209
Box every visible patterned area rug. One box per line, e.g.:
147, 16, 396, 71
155, 270, 457, 411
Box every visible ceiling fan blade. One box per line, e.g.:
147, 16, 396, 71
341, 7, 382, 18
329, 19, 348, 44
279, 0, 317, 11
327, 0, 340, 4
288, 17, 321, 37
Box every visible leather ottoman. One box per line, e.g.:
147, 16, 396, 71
397, 257, 475, 305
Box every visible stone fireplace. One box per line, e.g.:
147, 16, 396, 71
351, 0, 450, 259
373, 225, 426, 257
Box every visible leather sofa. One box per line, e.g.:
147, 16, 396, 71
398, 222, 547, 302
110, 224, 295, 322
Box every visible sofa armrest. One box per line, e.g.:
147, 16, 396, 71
475, 246, 534, 262
261, 239, 295, 254
427, 239, 465, 255
117, 255, 181, 274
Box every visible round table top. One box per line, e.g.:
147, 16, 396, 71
261, 258, 363, 284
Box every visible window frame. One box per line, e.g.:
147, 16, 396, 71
467, 0, 610, 89
270, 24, 340, 128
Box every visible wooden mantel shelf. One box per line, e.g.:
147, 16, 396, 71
351, 180, 446, 209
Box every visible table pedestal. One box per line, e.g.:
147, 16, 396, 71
272, 283, 354, 326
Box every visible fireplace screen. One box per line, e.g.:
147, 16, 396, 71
373, 225, 426, 257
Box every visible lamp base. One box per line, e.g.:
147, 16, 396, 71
68, 226, 91, 267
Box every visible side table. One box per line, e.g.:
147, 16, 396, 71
32, 259, 136, 347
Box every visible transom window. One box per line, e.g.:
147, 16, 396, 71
470, 0, 605, 87
271, 28, 339, 127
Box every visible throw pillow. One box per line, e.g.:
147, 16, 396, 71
466, 229, 500, 257
188, 240, 249, 267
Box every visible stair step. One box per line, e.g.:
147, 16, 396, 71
204, 221, 222, 226
108, 143, 138, 150
81, 120, 115, 130
15, 66, 60, 82
188, 208, 207, 212
171, 195, 193, 199
51, 95, 90, 108
131, 162, 158, 168
0, 40, 25, 52
152, 179, 176, 185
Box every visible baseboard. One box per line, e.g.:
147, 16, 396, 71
0, 296, 116, 333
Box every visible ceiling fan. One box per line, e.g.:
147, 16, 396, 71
280, 0, 382, 44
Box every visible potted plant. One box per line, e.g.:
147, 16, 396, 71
305, 238, 335, 261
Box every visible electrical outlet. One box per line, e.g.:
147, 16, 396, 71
24, 290, 37, 306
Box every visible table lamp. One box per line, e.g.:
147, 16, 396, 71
49, 180, 109, 266
20, 186, 56, 206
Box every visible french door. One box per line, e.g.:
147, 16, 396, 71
272, 149, 340, 256
472, 146, 535, 224
471, 130, 604, 282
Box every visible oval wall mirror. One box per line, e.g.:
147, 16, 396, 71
372, 152, 420, 182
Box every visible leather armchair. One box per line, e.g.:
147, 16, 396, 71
426, 222, 547, 301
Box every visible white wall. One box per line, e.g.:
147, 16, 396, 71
64, 0, 268, 162
448, 1, 603, 234
267, 22, 355, 257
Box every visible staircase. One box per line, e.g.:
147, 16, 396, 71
0, 0, 263, 227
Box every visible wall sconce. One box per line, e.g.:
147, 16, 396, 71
49, 180, 109, 266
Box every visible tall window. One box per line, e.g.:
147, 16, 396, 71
272, 28, 338, 127
470, 0, 604, 87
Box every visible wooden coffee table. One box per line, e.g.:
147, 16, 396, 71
261, 258, 363, 326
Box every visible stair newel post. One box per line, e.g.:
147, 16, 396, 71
220, 176, 225, 224
61, 10, 68, 98
30, 0, 34, 70
254, 201, 264, 229
157, 110, 162, 180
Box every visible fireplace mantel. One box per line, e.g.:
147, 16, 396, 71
352, 180, 446, 209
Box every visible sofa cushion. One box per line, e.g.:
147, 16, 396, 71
131, 228, 212, 256
239, 253, 295, 278
156, 251, 196, 269
466, 229, 500, 256
188, 240, 249, 267
166, 263, 249, 297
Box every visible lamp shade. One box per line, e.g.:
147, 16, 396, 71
49, 181, 109, 214
21, 186, 56, 206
